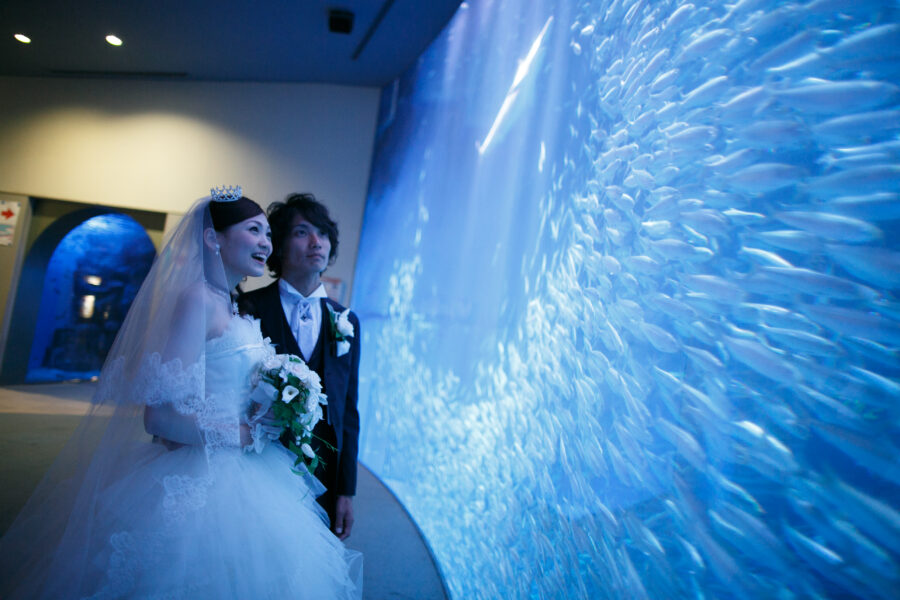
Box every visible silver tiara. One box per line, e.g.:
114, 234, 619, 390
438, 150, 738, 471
210, 185, 242, 202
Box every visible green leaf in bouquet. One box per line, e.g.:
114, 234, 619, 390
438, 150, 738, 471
288, 442, 303, 464
272, 402, 292, 421
310, 432, 337, 453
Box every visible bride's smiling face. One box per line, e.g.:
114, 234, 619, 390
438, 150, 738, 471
216, 214, 272, 280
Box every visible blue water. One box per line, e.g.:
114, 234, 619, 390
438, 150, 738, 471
353, 0, 900, 597
28, 213, 155, 382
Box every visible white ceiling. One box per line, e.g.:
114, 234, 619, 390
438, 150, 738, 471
0, 0, 463, 87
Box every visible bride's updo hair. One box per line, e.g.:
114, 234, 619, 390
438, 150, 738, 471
209, 196, 264, 231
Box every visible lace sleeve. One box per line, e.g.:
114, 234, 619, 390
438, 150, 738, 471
136, 353, 206, 412
139, 354, 205, 446
97, 353, 204, 411
98, 354, 241, 449
140, 354, 242, 450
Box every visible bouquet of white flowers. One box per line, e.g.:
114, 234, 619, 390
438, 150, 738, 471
248, 353, 330, 474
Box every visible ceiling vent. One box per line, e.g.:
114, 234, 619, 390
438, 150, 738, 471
328, 9, 354, 34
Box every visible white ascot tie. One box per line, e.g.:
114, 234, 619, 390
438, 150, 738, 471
289, 298, 317, 361
279, 280, 327, 362
292, 298, 312, 326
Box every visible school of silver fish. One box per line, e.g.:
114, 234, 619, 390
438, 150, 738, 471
355, 0, 900, 598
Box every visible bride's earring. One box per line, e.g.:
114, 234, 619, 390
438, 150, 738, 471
215, 243, 221, 255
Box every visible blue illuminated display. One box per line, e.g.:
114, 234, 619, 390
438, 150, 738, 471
28, 213, 155, 382
353, 1, 899, 598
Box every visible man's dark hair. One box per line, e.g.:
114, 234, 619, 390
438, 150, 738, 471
266, 193, 339, 278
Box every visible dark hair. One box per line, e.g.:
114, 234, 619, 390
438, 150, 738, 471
209, 196, 264, 231
266, 193, 339, 277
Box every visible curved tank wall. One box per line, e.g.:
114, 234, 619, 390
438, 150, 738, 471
352, 1, 900, 598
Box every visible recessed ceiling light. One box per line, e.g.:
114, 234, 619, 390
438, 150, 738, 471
14, 34, 31, 44
105, 34, 123, 46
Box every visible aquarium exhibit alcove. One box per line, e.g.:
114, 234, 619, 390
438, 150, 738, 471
352, 0, 899, 598
2, 207, 158, 384
26, 213, 156, 382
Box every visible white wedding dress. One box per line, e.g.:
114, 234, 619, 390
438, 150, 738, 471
72, 315, 362, 599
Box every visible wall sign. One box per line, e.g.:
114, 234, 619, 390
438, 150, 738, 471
0, 201, 20, 246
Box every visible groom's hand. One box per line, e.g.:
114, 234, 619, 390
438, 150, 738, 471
334, 495, 354, 540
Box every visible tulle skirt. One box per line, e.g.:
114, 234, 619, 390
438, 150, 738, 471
7, 442, 362, 600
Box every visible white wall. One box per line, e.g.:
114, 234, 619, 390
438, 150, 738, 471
0, 76, 380, 296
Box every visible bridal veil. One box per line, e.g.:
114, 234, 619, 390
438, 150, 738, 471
0, 195, 230, 597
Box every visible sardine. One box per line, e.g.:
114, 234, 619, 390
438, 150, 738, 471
812, 110, 900, 144
681, 75, 730, 109
776, 211, 882, 243
805, 165, 900, 199
679, 29, 732, 63
801, 304, 900, 345
726, 163, 806, 194
825, 244, 900, 289
724, 336, 799, 385
774, 81, 900, 114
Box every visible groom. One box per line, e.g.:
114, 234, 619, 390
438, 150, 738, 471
239, 193, 360, 540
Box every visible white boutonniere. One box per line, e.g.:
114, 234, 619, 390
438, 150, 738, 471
326, 304, 354, 357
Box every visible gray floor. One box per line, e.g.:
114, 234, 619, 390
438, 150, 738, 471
0, 382, 448, 600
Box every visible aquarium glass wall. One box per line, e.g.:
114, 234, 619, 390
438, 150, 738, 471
27, 214, 156, 382
353, 0, 900, 597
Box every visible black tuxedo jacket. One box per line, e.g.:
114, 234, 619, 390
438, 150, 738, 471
238, 281, 360, 496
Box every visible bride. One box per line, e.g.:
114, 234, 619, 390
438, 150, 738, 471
0, 189, 362, 599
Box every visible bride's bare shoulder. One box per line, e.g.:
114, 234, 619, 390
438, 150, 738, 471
173, 282, 223, 321
171, 282, 233, 336
176, 281, 210, 310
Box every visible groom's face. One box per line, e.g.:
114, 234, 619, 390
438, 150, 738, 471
281, 213, 332, 278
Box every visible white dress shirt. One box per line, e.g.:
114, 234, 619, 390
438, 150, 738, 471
279, 279, 328, 361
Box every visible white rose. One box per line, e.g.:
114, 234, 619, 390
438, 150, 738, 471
305, 371, 323, 393
336, 340, 351, 357
263, 353, 283, 371
272, 355, 291, 381
286, 358, 311, 379
293, 368, 321, 394
336, 309, 354, 337
281, 385, 300, 403
300, 443, 315, 459
305, 394, 318, 412
300, 404, 322, 430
